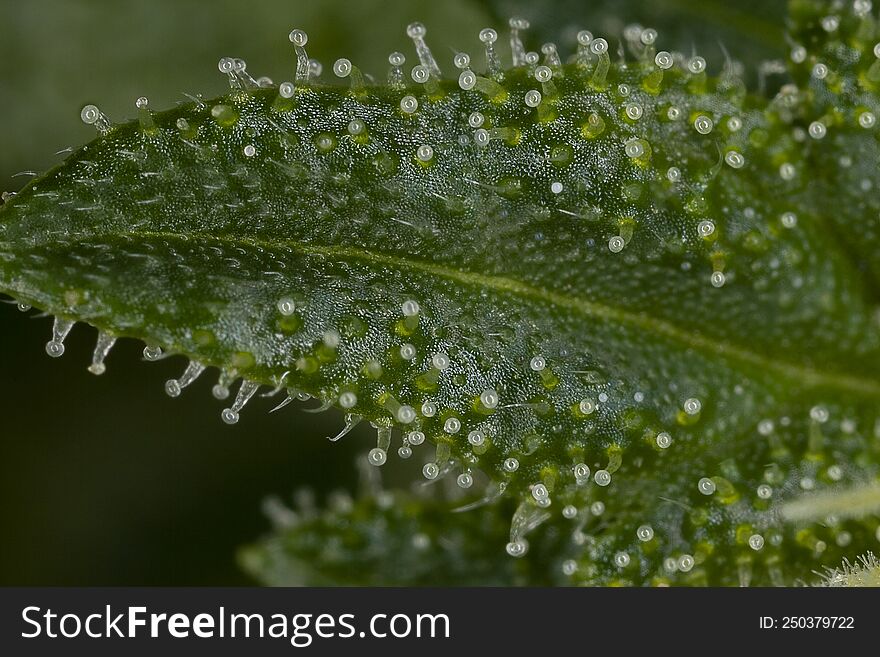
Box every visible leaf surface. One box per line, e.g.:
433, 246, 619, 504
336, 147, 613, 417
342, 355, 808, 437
2, 0, 880, 585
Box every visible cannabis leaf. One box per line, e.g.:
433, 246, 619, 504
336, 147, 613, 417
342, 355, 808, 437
485, 0, 787, 78
240, 486, 572, 586
1, 0, 879, 585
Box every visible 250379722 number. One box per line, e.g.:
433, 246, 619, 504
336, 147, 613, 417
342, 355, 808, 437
780, 617, 854, 629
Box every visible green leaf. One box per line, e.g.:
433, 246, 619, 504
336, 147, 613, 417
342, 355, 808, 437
240, 487, 572, 586
2, 1, 880, 585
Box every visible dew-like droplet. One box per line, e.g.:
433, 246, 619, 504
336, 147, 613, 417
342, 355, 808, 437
624, 139, 645, 158
780, 163, 796, 180
479, 28, 497, 43
397, 405, 416, 424
756, 419, 774, 437
277, 297, 296, 315
401, 299, 420, 317
534, 65, 552, 83
579, 399, 596, 415
279, 81, 295, 98
694, 115, 714, 134
80, 104, 100, 125
697, 220, 715, 237
411, 64, 430, 83
368, 447, 387, 466
827, 464, 843, 481
809, 405, 829, 423
608, 236, 625, 253
45, 340, 65, 358
480, 388, 499, 409
640, 27, 657, 45
625, 103, 643, 121
698, 477, 716, 495
821, 15, 839, 32
288, 29, 308, 47
163, 377, 183, 397
400, 95, 418, 113
467, 430, 485, 446
655, 51, 673, 69
725, 151, 745, 168
400, 342, 416, 360
687, 56, 706, 74
458, 70, 476, 91
333, 58, 352, 78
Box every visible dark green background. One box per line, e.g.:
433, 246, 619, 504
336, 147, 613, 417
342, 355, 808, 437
0, 0, 786, 584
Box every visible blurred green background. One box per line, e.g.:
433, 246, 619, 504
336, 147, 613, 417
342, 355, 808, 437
0, 0, 787, 584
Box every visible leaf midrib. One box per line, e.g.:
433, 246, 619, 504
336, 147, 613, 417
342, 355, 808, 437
28, 229, 880, 399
